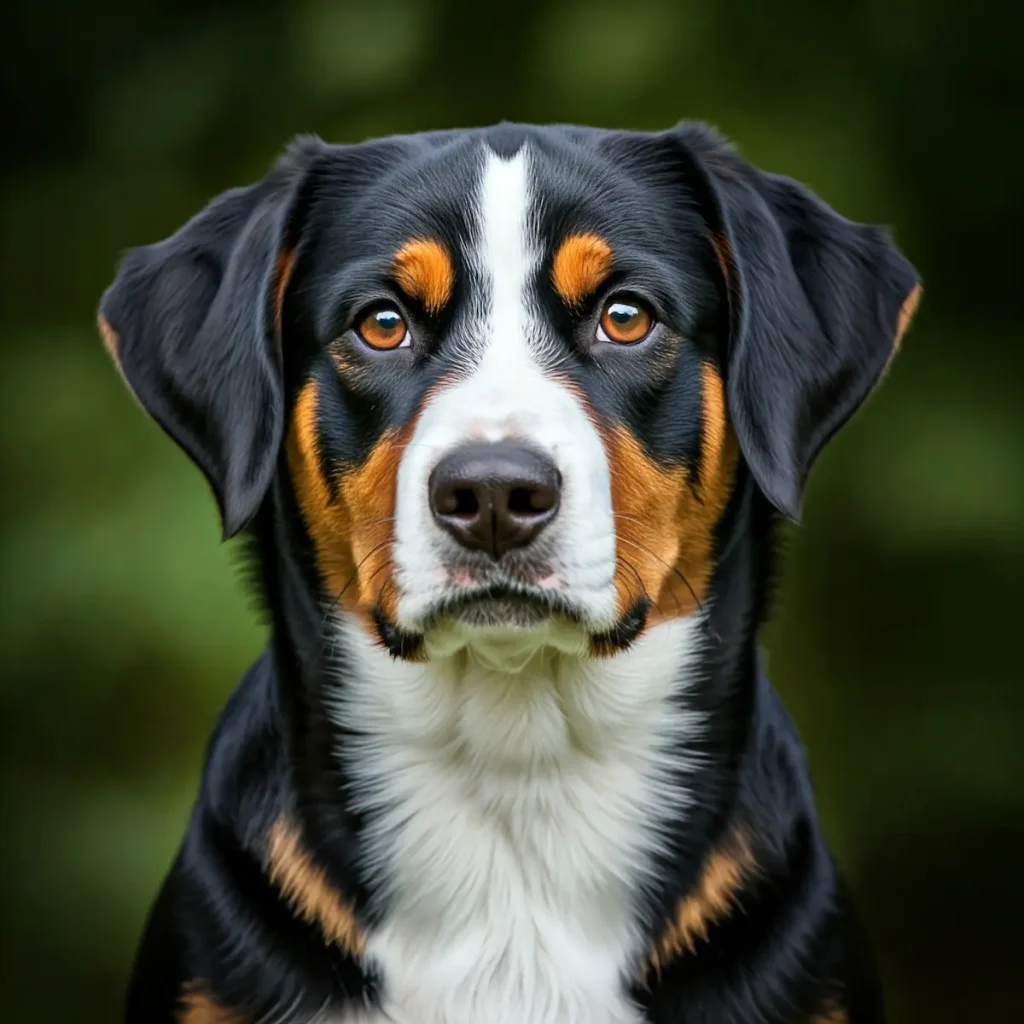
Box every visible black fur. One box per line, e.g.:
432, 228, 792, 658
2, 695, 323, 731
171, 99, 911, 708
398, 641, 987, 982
100, 121, 918, 1023
669, 124, 917, 519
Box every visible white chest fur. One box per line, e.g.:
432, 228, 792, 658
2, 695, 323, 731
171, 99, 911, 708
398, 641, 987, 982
329, 617, 704, 1024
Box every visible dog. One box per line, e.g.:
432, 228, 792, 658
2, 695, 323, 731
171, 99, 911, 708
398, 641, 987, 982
99, 121, 920, 1024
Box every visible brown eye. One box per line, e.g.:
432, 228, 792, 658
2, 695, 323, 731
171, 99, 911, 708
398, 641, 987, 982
598, 298, 653, 345
356, 308, 409, 350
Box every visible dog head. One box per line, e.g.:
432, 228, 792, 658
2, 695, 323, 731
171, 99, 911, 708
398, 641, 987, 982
99, 124, 919, 664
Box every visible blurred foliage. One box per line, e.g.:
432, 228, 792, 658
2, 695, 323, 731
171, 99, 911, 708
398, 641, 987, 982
2, 0, 1022, 1020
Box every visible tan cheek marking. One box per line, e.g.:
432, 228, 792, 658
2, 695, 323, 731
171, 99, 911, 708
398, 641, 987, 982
643, 829, 756, 976
288, 382, 345, 582
604, 425, 688, 618
266, 815, 366, 957
287, 381, 412, 627
337, 429, 408, 621
551, 233, 614, 307
178, 987, 246, 1024
604, 364, 738, 622
391, 238, 455, 315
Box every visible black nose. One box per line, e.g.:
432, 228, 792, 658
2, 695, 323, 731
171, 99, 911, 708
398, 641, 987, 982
429, 442, 561, 559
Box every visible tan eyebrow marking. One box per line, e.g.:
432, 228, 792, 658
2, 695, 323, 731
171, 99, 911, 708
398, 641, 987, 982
391, 238, 455, 315
551, 232, 614, 307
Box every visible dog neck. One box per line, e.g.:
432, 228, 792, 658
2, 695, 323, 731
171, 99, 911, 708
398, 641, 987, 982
262, 469, 769, 898
332, 610, 709, 810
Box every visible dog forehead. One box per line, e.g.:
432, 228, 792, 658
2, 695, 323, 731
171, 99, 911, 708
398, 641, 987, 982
305, 126, 685, 263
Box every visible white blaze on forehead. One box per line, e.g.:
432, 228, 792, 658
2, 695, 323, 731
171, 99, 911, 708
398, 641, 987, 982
479, 147, 534, 359
451, 145, 553, 427
391, 145, 618, 629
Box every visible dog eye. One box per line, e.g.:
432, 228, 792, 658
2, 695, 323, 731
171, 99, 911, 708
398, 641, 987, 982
597, 298, 653, 345
356, 308, 410, 350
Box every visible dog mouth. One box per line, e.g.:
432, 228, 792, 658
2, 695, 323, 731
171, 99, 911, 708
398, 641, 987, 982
372, 580, 649, 662
422, 581, 583, 631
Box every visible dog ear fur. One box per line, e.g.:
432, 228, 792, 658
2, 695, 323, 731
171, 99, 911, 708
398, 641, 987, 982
671, 123, 921, 520
98, 137, 326, 538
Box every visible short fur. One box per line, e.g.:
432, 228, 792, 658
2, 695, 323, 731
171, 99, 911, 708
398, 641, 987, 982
100, 121, 919, 1024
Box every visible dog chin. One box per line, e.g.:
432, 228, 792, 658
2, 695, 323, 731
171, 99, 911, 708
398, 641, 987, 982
423, 611, 592, 671
374, 587, 650, 668
373, 583, 593, 668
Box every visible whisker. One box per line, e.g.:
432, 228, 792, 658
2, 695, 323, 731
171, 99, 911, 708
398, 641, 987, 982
614, 554, 664, 618
613, 528, 705, 619
316, 538, 393, 640
376, 573, 397, 610
614, 536, 689, 616
317, 558, 397, 667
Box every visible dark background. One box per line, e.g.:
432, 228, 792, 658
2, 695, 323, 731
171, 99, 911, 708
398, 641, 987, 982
2, 1, 1022, 1021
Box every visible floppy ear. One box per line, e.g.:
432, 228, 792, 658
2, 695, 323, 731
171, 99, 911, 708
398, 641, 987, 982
97, 136, 326, 538
672, 124, 921, 520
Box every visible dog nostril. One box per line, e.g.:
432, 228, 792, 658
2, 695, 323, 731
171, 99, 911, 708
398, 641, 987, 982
508, 485, 556, 516
507, 487, 535, 516
449, 487, 479, 519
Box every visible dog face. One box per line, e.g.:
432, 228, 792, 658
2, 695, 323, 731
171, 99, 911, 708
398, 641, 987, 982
99, 124, 920, 661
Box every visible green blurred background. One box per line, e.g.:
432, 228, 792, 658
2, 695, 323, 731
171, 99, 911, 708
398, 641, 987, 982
2, 0, 1022, 1020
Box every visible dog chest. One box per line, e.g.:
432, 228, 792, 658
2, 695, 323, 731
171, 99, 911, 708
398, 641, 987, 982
328, 619, 704, 1024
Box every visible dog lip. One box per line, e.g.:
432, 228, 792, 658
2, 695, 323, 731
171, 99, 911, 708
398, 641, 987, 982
420, 580, 583, 630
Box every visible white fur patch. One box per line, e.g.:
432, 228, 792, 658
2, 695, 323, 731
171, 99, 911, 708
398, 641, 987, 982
329, 615, 705, 1024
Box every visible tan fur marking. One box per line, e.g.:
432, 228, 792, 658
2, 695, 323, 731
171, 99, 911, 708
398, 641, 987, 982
97, 313, 119, 362
709, 234, 732, 285
813, 1005, 849, 1024
880, 283, 923, 382
700, 360, 729, 486
709, 234, 741, 347
267, 815, 366, 956
894, 282, 922, 351
178, 988, 246, 1024
645, 829, 756, 974
605, 363, 738, 623
551, 233, 614, 307
97, 312, 144, 406
287, 381, 409, 625
391, 238, 455, 314
273, 248, 298, 338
